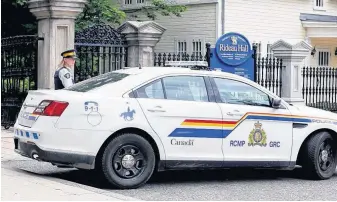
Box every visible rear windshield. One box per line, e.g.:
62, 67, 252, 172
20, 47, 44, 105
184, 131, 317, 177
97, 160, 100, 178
66, 72, 130, 92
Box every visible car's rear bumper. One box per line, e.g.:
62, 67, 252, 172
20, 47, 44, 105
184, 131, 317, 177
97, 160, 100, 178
14, 137, 95, 169
13, 122, 111, 165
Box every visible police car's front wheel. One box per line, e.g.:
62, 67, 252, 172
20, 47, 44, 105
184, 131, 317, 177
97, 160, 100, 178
101, 133, 156, 189
302, 131, 336, 180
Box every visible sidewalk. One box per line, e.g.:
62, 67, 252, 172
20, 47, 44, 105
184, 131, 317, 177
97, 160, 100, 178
1, 128, 27, 162
1, 168, 132, 201
1, 128, 140, 201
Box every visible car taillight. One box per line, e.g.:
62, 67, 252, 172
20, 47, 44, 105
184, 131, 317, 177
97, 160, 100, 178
33, 100, 69, 116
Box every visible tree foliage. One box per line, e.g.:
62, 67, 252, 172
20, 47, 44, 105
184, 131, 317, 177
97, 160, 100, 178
1, 0, 187, 37
123, 0, 188, 21
1, 0, 37, 37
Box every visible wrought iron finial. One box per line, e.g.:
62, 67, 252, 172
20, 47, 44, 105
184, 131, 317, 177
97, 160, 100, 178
75, 24, 126, 46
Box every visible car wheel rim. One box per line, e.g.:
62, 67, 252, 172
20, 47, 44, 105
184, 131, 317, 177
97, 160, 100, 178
318, 139, 335, 172
112, 144, 146, 179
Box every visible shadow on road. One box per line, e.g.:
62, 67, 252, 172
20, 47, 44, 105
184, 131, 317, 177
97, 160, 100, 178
19, 166, 337, 190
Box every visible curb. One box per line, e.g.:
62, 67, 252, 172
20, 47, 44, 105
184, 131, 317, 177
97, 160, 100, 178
2, 167, 142, 201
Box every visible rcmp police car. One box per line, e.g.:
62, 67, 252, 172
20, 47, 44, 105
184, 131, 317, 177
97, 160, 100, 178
13, 66, 337, 189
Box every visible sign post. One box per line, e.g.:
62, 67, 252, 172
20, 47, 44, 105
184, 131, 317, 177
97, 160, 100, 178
210, 32, 255, 81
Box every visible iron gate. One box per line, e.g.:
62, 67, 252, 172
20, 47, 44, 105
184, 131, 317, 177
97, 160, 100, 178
1, 35, 40, 129
74, 23, 128, 82
252, 45, 283, 97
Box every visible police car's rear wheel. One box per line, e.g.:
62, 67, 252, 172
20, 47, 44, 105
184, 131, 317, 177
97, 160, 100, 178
302, 131, 336, 180
101, 133, 155, 189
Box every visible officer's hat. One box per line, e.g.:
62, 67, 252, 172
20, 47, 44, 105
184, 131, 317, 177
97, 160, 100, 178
61, 49, 77, 59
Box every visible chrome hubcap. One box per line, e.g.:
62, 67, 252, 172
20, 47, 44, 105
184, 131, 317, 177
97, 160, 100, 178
122, 154, 136, 169
321, 150, 328, 162
112, 144, 146, 179
318, 139, 335, 172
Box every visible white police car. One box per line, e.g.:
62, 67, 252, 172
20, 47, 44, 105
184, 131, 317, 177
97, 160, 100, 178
13, 66, 337, 189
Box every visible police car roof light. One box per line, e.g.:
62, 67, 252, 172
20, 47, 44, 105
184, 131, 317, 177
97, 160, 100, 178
163, 61, 211, 71
189, 65, 211, 71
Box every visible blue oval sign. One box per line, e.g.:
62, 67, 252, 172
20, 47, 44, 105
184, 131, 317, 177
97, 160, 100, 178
215, 32, 252, 66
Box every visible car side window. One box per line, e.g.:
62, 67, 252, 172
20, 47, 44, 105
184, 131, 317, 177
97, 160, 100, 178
134, 79, 165, 99
162, 76, 209, 102
213, 77, 271, 107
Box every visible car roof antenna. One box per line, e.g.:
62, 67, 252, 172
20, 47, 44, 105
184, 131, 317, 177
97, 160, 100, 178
139, 63, 142, 69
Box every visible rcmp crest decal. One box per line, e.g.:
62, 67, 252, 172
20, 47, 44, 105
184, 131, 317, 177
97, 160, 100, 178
248, 121, 267, 147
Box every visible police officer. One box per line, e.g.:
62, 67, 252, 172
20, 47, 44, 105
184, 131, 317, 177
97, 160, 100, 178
54, 49, 77, 90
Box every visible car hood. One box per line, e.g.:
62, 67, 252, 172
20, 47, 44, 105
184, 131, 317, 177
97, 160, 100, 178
288, 104, 337, 120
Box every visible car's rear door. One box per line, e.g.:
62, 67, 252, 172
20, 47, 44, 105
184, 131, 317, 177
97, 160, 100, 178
209, 76, 293, 167
134, 74, 224, 167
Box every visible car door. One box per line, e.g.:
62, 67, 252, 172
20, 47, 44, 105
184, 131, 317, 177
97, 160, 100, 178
134, 74, 224, 166
209, 76, 293, 167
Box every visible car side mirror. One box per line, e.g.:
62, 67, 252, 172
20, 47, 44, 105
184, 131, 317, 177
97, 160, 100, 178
271, 98, 282, 109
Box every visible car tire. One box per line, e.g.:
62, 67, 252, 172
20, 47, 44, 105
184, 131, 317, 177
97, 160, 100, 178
301, 131, 336, 180
101, 133, 155, 189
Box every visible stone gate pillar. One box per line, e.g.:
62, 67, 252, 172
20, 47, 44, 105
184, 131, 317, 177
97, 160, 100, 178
270, 40, 312, 105
117, 21, 166, 67
28, 0, 86, 89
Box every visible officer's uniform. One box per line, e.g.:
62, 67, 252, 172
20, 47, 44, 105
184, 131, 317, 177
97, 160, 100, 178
54, 49, 76, 90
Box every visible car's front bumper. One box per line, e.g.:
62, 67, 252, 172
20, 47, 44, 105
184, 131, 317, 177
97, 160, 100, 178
14, 137, 96, 169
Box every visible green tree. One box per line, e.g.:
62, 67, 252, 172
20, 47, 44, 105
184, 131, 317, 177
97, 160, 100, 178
76, 0, 188, 30
1, 0, 187, 36
1, 0, 37, 37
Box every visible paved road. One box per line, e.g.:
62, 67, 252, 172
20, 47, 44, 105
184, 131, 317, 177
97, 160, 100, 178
2, 159, 337, 201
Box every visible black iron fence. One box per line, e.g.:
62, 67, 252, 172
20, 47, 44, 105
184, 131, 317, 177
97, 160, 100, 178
1, 35, 40, 129
74, 24, 128, 83
302, 66, 337, 112
254, 57, 283, 97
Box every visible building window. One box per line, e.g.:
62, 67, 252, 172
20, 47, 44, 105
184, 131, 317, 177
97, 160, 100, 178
313, 0, 325, 10
192, 39, 202, 56
137, 0, 144, 3
174, 38, 205, 57
177, 40, 187, 55
315, 0, 323, 7
267, 43, 273, 59
253, 42, 262, 58
318, 50, 330, 66
125, 0, 132, 4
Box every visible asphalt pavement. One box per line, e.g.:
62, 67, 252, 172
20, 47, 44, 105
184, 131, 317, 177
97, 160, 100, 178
2, 159, 337, 201
2, 128, 337, 201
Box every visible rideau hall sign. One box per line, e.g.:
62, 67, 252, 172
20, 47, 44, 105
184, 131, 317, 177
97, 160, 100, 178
210, 32, 254, 81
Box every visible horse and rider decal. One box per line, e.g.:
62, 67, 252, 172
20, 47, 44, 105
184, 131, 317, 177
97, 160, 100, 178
120, 106, 136, 121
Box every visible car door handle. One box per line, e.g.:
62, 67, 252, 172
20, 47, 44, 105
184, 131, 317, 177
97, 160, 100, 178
148, 109, 166, 112
226, 110, 243, 116
147, 106, 166, 113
